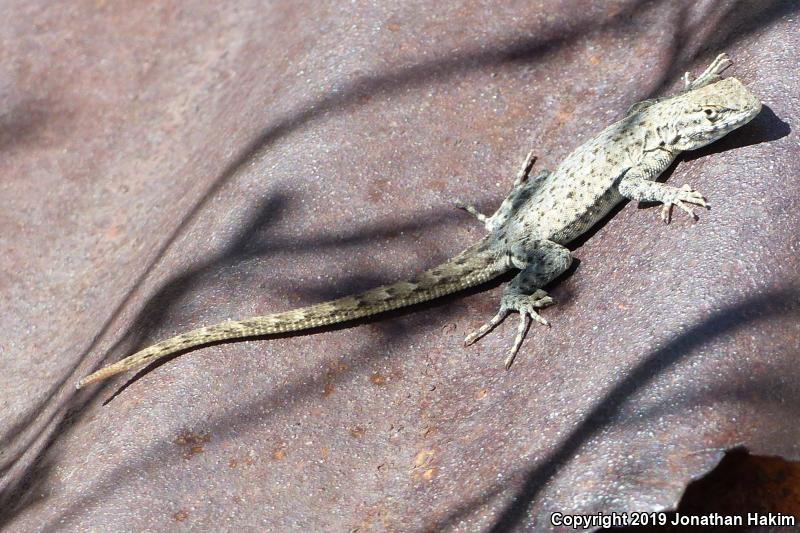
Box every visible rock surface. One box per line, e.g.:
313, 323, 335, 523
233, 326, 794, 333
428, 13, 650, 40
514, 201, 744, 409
1, 1, 798, 531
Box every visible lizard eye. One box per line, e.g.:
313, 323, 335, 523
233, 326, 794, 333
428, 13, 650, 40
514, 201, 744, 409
703, 108, 719, 120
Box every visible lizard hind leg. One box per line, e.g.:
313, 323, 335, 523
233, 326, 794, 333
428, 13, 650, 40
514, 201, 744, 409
456, 150, 543, 232
483, 150, 543, 232
464, 240, 572, 368
683, 53, 732, 90
455, 200, 489, 225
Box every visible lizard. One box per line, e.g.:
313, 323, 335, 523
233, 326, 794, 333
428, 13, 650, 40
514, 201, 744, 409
77, 53, 761, 389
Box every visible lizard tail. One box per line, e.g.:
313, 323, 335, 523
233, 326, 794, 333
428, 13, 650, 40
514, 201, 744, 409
77, 238, 505, 389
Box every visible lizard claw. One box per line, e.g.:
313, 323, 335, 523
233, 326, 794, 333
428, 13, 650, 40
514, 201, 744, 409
464, 306, 508, 346
661, 184, 709, 223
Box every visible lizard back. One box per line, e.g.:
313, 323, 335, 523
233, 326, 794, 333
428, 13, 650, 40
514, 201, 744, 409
502, 114, 662, 245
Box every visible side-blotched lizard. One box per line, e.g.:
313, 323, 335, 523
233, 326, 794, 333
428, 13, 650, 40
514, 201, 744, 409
78, 53, 761, 389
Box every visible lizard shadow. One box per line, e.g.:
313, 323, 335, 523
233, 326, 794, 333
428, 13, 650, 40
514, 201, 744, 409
112, 247, 582, 403
681, 104, 789, 161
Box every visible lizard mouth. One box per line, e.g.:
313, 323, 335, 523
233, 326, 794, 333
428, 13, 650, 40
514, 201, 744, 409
711, 100, 762, 136
726, 105, 761, 133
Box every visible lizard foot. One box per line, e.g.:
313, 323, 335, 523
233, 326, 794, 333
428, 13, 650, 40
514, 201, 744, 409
464, 289, 554, 369
660, 184, 709, 223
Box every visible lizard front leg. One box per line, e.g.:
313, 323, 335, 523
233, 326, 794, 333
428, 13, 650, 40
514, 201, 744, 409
618, 173, 709, 223
464, 239, 572, 368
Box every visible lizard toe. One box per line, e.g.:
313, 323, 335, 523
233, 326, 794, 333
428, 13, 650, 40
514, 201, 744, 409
464, 307, 508, 346
674, 200, 698, 220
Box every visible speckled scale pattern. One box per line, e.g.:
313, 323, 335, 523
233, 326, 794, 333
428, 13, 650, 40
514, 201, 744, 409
77, 54, 762, 388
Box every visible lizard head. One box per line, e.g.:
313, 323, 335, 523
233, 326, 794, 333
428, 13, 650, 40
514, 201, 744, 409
659, 77, 761, 151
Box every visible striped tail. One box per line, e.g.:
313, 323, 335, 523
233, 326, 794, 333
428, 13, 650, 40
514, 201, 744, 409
77, 238, 504, 388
